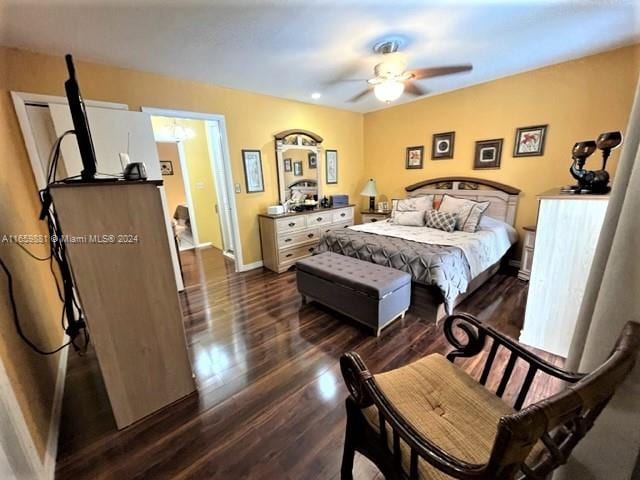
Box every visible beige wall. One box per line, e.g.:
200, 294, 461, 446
363, 44, 640, 254
0, 54, 63, 460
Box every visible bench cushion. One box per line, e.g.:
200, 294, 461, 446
297, 252, 411, 300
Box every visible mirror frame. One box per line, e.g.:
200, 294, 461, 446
274, 129, 324, 204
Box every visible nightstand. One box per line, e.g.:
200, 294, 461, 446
518, 225, 536, 281
361, 210, 391, 223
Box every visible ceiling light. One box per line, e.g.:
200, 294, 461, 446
311, 92, 322, 100
374, 79, 404, 103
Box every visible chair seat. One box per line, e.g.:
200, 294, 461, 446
362, 353, 514, 479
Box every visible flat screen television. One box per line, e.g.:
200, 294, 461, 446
64, 54, 98, 181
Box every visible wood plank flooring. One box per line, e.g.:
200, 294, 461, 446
55, 248, 563, 479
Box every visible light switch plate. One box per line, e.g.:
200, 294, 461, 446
234, 183, 241, 193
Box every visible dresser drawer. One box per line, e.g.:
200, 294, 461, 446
306, 211, 333, 226
322, 220, 353, 234
276, 216, 307, 233
279, 243, 316, 265
332, 208, 353, 223
278, 228, 320, 248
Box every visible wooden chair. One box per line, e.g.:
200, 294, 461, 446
340, 313, 640, 479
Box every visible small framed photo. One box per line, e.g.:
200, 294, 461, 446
293, 161, 303, 176
326, 150, 338, 184
242, 149, 264, 193
284, 158, 292, 172
514, 125, 548, 157
308, 152, 317, 169
432, 131, 455, 159
406, 146, 424, 169
474, 139, 503, 169
160, 161, 174, 176
377, 201, 389, 212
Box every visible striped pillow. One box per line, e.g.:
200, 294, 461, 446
438, 195, 490, 233
425, 210, 457, 232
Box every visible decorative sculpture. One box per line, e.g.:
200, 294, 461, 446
568, 131, 622, 194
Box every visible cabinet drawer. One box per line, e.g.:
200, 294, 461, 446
362, 214, 389, 223
524, 230, 536, 249
306, 211, 333, 226
276, 216, 307, 233
322, 220, 353, 234
279, 243, 316, 265
332, 208, 353, 223
278, 228, 320, 248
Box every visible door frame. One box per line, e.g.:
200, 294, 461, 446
205, 120, 235, 259
141, 107, 244, 272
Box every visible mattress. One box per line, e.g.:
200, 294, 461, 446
314, 216, 516, 308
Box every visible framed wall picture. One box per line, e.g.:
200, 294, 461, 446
160, 161, 174, 175
431, 131, 455, 159
284, 158, 292, 172
242, 149, 264, 193
293, 161, 303, 176
406, 146, 424, 169
326, 150, 338, 184
308, 152, 317, 169
474, 139, 503, 169
514, 124, 548, 157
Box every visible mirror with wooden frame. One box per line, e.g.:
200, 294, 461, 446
274, 129, 323, 205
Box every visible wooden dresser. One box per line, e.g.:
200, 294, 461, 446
259, 205, 355, 273
520, 189, 608, 357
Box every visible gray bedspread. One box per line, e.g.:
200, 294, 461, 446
314, 228, 471, 307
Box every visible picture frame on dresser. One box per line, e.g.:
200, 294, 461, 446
242, 149, 265, 193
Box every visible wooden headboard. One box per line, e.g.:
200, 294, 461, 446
405, 177, 521, 226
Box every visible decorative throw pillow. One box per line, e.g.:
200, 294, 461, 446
393, 210, 426, 227
438, 195, 490, 233
391, 195, 434, 221
425, 210, 457, 232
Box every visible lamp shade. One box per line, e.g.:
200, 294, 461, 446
360, 179, 378, 197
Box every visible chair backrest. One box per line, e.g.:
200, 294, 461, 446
488, 321, 640, 479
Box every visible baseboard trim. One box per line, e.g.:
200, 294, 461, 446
197, 242, 213, 249
222, 250, 235, 261
43, 345, 68, 479
238, 261, 263, 272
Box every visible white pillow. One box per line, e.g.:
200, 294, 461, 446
391, 195, 434, 220
438, 195, 489, 233
393, 210, 426, 227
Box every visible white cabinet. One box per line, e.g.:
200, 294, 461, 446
520, 190, 608, 357
259, 206, 354, 273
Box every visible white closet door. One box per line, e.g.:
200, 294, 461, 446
47, 105, 184, 291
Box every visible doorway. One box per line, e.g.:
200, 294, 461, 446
144, 108, 240, 267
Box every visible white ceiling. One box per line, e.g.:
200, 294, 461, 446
1, 0, 639, 113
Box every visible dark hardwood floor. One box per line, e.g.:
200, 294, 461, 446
55, 248, 563, 479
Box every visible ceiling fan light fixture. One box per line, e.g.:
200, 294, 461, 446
374, 79, 404, 103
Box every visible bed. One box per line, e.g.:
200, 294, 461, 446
314, 177, 521, 322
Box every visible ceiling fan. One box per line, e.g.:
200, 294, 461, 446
346, 41, 473, 104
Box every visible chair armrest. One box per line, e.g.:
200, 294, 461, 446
444, 313, 584, 383
340, 352, 490, 479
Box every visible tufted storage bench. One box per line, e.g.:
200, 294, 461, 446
296, 252, 411, 336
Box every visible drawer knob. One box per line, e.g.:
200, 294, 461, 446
340, 213, 346, 217
308, 247, 314, 252
286, 253, 293, 258
316, 217, 322, 221
288, 222, 295, 227
307, 233, 314, 238
371, 218, 378, 222
284, 238, 292, 242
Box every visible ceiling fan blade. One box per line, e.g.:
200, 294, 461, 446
404, 82, 428, 97
324, 59, 371, 87
411, 64, 473, 80
348, 87, 373, 103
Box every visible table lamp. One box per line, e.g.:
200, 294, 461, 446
361, 178, 378, 211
